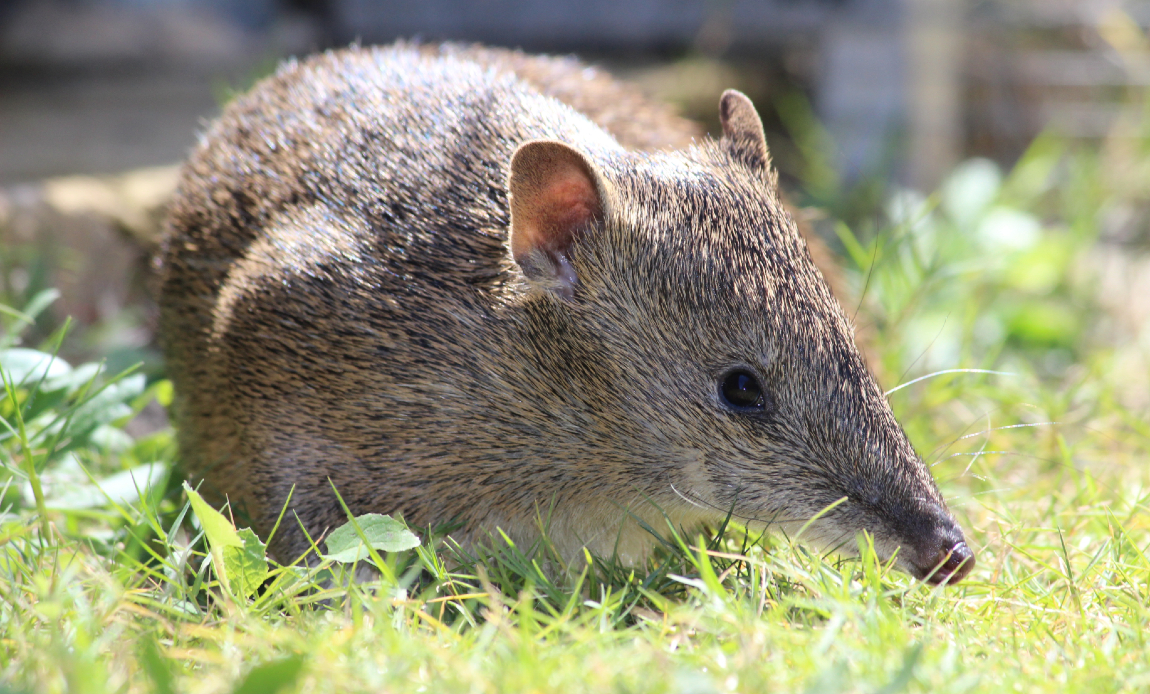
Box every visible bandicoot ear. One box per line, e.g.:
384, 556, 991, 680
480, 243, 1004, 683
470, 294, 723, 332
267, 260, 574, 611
508, 140, 610, 300
719, 90, 770, 172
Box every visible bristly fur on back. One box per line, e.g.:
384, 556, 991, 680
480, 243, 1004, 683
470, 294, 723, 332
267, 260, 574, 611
159, 43, 973, 583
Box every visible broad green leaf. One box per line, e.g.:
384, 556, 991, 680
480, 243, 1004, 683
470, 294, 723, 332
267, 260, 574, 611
36, 372, 144, 460
184, 483, 242, 549
224, 528, 270, 599
88, 424, 134, 453
184, 483, 269, 599
231, 654, 305, 694
0, 348, 71, 386
69, 373, 145, 430
42, 362, 102, 395
184, 482, 242, 594
324, 513, 420, 563
45, 461, 166, 510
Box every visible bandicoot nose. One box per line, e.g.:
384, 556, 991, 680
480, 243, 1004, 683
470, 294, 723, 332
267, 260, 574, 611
924, 540, 975, 585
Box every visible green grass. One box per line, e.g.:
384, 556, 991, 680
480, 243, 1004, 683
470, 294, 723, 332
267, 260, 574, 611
3, 125, 1150, 693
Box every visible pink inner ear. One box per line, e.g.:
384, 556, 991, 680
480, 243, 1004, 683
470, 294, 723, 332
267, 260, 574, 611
537, 172, 598, 251
513, 159, 601, 261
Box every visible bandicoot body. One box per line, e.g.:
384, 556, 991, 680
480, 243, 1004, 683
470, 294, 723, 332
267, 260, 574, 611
159, 43, 974, 583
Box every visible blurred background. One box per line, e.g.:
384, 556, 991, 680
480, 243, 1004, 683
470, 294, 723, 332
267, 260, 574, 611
3, 0, 1148, 186
1, 0, 1149, 428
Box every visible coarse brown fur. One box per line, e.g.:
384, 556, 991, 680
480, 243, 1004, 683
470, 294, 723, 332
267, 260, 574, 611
159, 43, 973, 582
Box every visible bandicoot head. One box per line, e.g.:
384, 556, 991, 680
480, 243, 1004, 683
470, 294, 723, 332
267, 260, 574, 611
507, 91, 973, 584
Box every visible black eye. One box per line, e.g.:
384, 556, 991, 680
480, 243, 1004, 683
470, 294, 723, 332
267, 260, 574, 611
720, 369, 765, 410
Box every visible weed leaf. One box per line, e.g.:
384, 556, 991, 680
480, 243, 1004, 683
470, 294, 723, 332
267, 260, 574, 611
324, 513, 420, 563
0, 348, 71, 386
185, 482, 267, 597
225, 527, 270, 599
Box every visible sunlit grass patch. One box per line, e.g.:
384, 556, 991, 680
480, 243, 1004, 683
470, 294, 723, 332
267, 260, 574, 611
3, 124, 1150, 691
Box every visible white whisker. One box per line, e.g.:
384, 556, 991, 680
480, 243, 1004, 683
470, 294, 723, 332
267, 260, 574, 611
885, 368, 1014, 396
953, 421, 1057, 442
